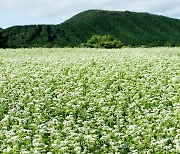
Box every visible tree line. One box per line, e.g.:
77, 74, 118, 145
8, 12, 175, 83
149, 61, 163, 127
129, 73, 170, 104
1, 10, 180, 48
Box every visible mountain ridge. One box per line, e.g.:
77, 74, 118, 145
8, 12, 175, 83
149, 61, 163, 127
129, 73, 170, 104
2, 9, 180, 47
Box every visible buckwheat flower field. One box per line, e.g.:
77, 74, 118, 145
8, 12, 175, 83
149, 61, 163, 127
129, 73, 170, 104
0, 48, 179, 153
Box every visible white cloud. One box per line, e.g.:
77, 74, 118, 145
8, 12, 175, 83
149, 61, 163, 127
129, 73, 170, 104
0, 0, 179, 28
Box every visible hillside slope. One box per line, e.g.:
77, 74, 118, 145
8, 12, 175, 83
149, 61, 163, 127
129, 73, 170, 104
2, 10, 180, 47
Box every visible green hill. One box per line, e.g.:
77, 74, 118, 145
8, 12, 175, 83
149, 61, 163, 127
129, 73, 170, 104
2, 10, 180, 48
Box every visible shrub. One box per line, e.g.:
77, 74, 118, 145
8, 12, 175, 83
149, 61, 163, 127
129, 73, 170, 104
82, 35, 123, 49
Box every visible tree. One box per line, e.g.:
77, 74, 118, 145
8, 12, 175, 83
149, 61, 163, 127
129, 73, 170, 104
0, 31, 8, 48
82, 35, 123, 49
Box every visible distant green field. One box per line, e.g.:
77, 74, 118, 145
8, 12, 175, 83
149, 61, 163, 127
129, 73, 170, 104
0, 48, 179, 153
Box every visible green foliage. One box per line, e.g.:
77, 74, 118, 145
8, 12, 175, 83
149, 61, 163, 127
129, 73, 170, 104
2, 10, 180, 48
0, 31, 8, 48
0, 48, 179, 153
82, 35, 123, 48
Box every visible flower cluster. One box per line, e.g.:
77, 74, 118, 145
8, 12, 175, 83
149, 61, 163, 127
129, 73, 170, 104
0, 48, 179, 153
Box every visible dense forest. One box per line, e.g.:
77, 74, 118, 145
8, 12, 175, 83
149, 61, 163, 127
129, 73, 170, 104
1, 10, 180, 48
0, 29, 8, 48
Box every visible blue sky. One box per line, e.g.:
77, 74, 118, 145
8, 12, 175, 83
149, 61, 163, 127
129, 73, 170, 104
0, 0, 180, 28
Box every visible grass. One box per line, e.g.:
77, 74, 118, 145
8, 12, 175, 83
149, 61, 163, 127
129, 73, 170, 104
0, 47, 179, 153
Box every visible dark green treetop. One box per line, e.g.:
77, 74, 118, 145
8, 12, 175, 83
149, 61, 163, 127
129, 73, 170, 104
82, 35, 123, 48
0, 31, 8, 48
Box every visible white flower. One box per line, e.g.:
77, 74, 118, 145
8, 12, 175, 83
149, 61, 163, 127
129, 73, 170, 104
74, 146, 81, 153
3, 147, 12, 153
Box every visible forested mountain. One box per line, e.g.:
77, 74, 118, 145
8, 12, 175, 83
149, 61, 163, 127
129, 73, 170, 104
2, 10, 180, 48
0, 29, 8, 48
